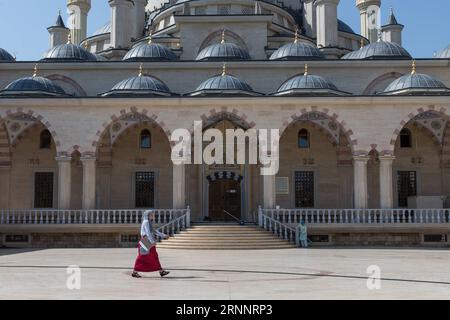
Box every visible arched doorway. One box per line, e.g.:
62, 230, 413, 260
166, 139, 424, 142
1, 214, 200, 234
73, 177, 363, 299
207, 172, 243, 221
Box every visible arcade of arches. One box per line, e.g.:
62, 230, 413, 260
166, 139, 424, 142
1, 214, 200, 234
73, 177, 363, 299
0, 111, 449, 221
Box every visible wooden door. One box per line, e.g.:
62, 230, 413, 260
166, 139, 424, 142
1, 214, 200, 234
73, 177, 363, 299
209, 180, 241, 221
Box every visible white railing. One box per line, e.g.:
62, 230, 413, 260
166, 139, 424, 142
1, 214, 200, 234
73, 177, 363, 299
262, 208, 450, 225
0, 208, 189, 225
156, 208, 191, 239
258, 208, 299, 246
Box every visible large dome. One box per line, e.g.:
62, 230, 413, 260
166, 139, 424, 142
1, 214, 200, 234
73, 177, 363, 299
93, 22, 111, 36
0, 48, 14, 62
123, 42, 177, 61
190, 67, 257, 96
42, 43, 97, 61
342, 40, 412, 60
196, 42, 250, 61
102, 71, 172, 97
383, 64, 449, 95
274, 68, 347, 96
436, 45, 450, 58
0, 76, 66, 97
270, 42, 325, 60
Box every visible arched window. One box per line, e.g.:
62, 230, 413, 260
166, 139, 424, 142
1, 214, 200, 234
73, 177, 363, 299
140, 129, 151, 149
39, 130, 52, 149
400, 128, 412, 148
298, 129, 310, 149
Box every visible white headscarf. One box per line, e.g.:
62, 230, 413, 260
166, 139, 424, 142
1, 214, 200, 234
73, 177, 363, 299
140, 210, 153, 239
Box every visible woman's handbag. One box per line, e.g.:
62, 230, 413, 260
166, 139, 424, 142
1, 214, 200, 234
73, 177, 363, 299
139, 236, 156, 255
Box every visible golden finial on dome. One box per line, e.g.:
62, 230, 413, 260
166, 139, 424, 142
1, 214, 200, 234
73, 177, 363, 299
222, 63, 227, 76
138, 63, 144, 77
148, 31, 153, 44
67, 32, 72, 44
411, 60, 416, 75
294, 26, 299, 44
360, 38, 365, 48
304, 64, 308, 76
33, 64, 38, 77
221, 29, 226, 44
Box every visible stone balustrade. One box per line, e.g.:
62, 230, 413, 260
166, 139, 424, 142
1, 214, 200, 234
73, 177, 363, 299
262, 208, 450, 225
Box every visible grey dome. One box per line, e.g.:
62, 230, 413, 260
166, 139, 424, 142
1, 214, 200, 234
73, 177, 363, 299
338, 20, 355, 34
275, 74, 348, 96
436, 45, 450, 58
93, 22, 111, 36
102, 75, 172, 97
0, 48, 14, 62
383, 73, 450, 95
123, 43, 177, 61
270, 42, 325, 60
0, 76, 66, 97
196, 42, 250, 61
342, 40, 412, 60
190, 73, 258, 96
42, 43, 97, 61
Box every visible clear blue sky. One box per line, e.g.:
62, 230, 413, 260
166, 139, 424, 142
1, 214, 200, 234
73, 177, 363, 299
0, 0, 448, 60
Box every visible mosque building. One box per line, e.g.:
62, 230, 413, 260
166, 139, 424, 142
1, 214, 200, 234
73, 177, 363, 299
0, 0, 449, 248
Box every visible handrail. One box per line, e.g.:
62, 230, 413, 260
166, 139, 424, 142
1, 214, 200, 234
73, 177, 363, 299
258, 207, 299, 246
156, 207, 191, 240
223, 210, 242, 223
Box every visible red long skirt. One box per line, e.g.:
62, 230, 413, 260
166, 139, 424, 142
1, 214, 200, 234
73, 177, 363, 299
133, 246, 163, 272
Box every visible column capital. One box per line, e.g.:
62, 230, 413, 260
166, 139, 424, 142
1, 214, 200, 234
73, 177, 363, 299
353, 155, 370, 163
55, 155, 72, 162
379, 155, 396, 162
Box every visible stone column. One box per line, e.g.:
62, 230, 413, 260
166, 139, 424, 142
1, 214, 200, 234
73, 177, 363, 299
81, 156, 96, 210
262, 174, 276, 209
56, 155, 72, 210
379, 156, 395, 209
173, 163, 186, 209
353, 156, 369, 209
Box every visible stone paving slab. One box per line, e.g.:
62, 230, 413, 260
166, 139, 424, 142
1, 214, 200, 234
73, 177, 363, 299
0, 248, 449, 300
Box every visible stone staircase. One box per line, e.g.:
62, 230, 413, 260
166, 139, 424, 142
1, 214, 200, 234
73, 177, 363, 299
158, 224, 296, 250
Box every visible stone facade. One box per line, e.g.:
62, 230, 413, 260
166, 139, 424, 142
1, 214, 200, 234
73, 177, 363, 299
0, 0, 449, 228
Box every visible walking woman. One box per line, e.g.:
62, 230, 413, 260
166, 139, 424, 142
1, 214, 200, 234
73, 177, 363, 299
132, 210, 170, 278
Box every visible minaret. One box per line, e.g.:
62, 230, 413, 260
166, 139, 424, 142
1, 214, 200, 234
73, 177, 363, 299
47, 11, 69, 48
315, 0, 340, 57
67, 0, 91, 45
356, 0, 381, 43
302, 0, 316, 38
131, 0, 147, 40
109, 0, 133, 49
381, 8, 404, 45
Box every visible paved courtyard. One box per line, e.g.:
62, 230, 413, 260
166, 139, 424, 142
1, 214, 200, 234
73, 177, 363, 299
0, 247, 449, 300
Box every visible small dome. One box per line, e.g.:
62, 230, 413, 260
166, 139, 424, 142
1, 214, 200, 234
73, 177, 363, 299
275, 68, 347, 96
0, 48, 14, 62
190, 68, 257, 96
270, 42, 325, 60
102, 74, 172, 97
342, 40, 412, 60
383, 72, 449, 95
436, 45, 450, 58
196, 42, 250, 61
93, 22, 111, 36
42, 43, 97, 61
0, 76, 66, 97
338, 20, 355, 34
123, 42, 177, 61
